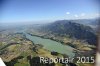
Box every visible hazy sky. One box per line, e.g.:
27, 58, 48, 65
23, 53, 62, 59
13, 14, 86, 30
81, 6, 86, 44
0, 0, 99, 23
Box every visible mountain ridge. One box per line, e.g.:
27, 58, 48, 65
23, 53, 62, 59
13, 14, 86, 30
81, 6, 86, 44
40, 20, 97, 45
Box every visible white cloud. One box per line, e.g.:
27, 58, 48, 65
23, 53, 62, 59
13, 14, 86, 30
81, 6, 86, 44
96, 13, 100, 17
74, 14, 78, 17
66, 12, 70, 15
81, 13, 85, 16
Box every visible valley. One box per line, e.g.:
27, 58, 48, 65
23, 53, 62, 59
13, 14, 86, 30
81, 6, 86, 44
0, 19, 98, 66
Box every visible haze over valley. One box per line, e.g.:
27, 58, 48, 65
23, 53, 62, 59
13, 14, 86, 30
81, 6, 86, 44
0, 0, 99, 66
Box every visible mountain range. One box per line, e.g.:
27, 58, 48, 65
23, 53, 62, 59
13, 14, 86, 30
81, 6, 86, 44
39, 19, 97, 45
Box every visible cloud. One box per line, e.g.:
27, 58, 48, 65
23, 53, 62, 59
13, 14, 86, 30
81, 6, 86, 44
74, 14, 78, 17
81, 13, 85, 16
66, 12, 70, 15
96, 13, 100, 17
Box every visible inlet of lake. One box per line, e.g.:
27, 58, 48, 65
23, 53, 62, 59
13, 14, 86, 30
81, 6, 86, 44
24, 33, 75, 57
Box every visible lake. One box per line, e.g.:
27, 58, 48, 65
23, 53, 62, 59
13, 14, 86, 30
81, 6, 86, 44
24, 33, 75, 57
